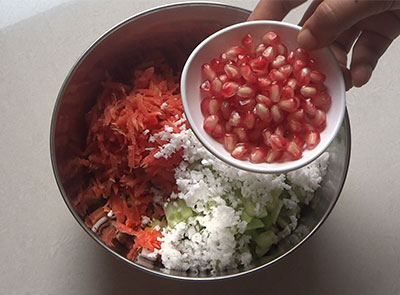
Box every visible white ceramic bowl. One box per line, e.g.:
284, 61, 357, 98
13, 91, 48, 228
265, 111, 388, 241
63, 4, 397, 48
181, 20, 346, 174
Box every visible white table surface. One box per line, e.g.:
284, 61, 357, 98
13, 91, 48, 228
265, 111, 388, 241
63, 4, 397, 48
1, 1, 399, 294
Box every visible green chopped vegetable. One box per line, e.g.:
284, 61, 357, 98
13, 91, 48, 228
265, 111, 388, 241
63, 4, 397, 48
164, 199, 194, 227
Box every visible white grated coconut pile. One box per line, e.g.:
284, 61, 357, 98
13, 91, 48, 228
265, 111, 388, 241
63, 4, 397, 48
144, 119, 329, 273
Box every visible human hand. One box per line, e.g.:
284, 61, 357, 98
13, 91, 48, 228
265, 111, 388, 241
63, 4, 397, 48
249, 0, 400, 90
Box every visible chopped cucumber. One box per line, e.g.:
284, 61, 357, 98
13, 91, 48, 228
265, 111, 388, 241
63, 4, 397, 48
164, 199, 194, 227
149, 218, 167, 229
246, 217, 264, 231
242, 196, 268, 218
266, 188, 282, 212
261, 215, 273, 230
254, 230, 278, 257
241, 210, 253, 224
292, 185, 306, 203
277, 216, 290, 229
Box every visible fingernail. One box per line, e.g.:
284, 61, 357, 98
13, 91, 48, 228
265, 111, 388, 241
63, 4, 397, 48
297, 29, 317, 50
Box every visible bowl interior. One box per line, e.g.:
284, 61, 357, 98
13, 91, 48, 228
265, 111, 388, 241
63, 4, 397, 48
51, 3, 350, 280
181, 20, 346, 174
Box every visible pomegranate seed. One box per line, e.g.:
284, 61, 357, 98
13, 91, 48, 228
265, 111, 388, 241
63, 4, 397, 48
204, 115, 219, 134
296, 67, 311, 86
208, 98, 221, 115
277, 43, 288, 56
219, 74, 228, 83
285, 78, 297, 89
212, 123, 225, 138
239, 63, 257, 83
250, 147, 267, 163
210, 58, 225, 73
262, 46, 276, 62
202, 63, 217, 80
266, 149, 283, 163
289, 134, 305, 149
269, 69, 287, 83
300, 86, 317, 97
238, 98, 256, 112
221, 81, 239, 98
293, 59, 308, 73
271, 105, 284, 123
294, 47, 309, 61
304, 123, 316, 132
237, 85, 256, 99
262, 129, 272, 146
224, 64, 241, 80
255, 43, 267, 56
229, 110, 241, 127
220, 100, 231, 120
219, 52, 228, 63
250, 56, 268, 73
237, 54, 251, 66
305, 130, 320, 149
242, 112, 256, 129
301, 100, 317, 117
224, 133, 238, 152
312, 92, 332, 112
271, 55, 287, 69
280, 151, 293, 162
231, 143, 249, 159
200, 80, 211, 92
269, 84, 281, 103
286, 141, 302, 160
201, 98, 210, 116
310, 70, 326, 84
311, 109, 326, 128
226, 46, 246, 61
278, 98, 298, 112
287, 50, 295, 64
255, 94, 273, 107
282, 86, 294, 99
270, 134, 287, 151
255, 103, 272, 123
225, 121, 233, 132
262, 31, 280, 46
233, 127, 248, 142
274, 125, 286, 137
241, 34, 254, 52
211, 78, 222, 95
249, 129, 262, 143
279, 64, 293, 78
257, 76, 272, 91
287, 119, 303, 133
287, 108, 305, 121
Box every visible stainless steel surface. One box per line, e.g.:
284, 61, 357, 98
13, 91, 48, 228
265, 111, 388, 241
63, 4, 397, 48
50, 2, 351, 280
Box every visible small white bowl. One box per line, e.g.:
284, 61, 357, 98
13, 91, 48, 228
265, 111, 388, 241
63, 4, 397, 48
181, 20, 345, 174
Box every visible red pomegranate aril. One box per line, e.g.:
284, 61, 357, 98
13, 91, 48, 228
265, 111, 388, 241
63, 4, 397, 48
250, 56, 268, 73
231, 143, 249, 159
294, 47, 309, 61
257, 76, 272, 91
312, 92, 332, 112
242, 112, 256, 129
305, 130, 321, 149
225, 121, 233, 132
262, 46, 276, 62
310, 70, 326, 84
211, 78, 222, 95
219, 74, 228, 84
239, 63, 257, 83
287, 50, 295, 64
311, 109, 326, 128
304, 123, 316, 132
269, 84, 281, 103
287, 118, 303, 133
271, 55, 287, 69
286, 141, 302, 160
274, 125, 286, 137
224, 64, 241, 80
279, 64, 293, 78
271, 104, 284, 123
200, 80, 211, 92
202, 63, 217, 80
282, 86, 294, 99
210, 58, 225, 73
270, 134, 287, 151
249, 128, 262, 143
237, 85, 256, 99
262, 129, 272, 146
266, 149, 283, 163
293, 59, 308, 73
296, 67, 311, 86
204, 115, 219, 134
250, 147, 268, 163
289, 134, 305, 149
285, 78, 297, 89
219, 52, 228, 63
212, 123, 225, 138
269, 69, 286, 83
256, 94, 273, 107
229, 110, 241, 127
224, 133, 238, 152
201, 97, 210, 116
220, 100, 231, 120
208, 98, 221, 115
233, 127, 248, 142
300, 85, 317, 97
237, 54, 251, 66
255, 103, 272, 123
277, 43, 288, 56
226, 46, 246, 61
301, 99, 317, 117
255, 43, 267, 56
287, 108, 305, 121
278, 98, 298, 112
221, 81, 239, 98
262, 31, 280, 46
238, 98, 256, 112
242, 34, 254, 52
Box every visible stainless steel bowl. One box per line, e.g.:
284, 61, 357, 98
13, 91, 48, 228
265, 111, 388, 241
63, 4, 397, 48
50, 2, 351, 280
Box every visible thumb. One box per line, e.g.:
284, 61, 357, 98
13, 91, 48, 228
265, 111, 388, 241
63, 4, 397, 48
297, 0, 396, 50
